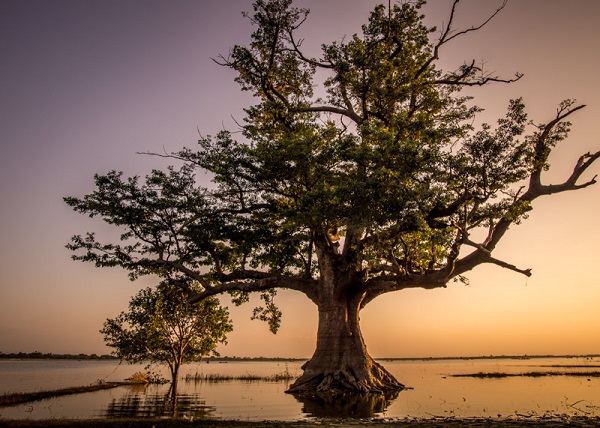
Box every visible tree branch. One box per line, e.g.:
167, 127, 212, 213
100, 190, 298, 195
286, 30, 334, 69
426, 191, 473, 227
435, 69, 523, 86
529, 103, 587, 191
292, 105, 363, 125
187, 275, 318, 305
450, 246, 532, 279
533, 150, 598, 193
463, 103, 598, 265
361, 274, 447, 307
443, 0, 508, 45
416, 0, 509, 80
137, 259, 215, 292
488, 256, 532, 276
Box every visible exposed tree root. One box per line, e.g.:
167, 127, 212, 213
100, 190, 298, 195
286, 363, 405, 395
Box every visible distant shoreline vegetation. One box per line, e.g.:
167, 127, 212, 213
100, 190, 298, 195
377, 354, 600, 362
1, 352, 599, 361
0, 352, 117, 360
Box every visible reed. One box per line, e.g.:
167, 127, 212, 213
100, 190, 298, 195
452, 371, 600, 379
184, 368, 296, 383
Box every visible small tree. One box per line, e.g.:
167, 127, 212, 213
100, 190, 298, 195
100, 284, 233, 394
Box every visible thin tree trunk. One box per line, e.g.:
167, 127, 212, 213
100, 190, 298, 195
163, 362, 179, 416
170, 363, 180, 398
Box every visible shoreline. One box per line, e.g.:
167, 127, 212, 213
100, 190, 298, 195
2, 353, 600, 362
2, 416, 600, 427
0, 382, 134, 407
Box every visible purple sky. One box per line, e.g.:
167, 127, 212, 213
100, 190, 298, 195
1, 0, 600, 358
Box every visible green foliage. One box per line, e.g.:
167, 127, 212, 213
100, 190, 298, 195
67, 0, 597, 331
100, 284, 232, 383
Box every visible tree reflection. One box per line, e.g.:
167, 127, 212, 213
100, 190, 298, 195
103, 385, 215, 418
291, 390, 399, 418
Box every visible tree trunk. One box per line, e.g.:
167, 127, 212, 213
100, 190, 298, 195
169, 362, 180, 398
286, 289, 404, 395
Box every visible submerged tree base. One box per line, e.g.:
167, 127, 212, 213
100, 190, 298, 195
286, 371, 405, 395
286, 349, 406, 396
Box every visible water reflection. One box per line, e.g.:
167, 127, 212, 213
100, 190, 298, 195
292, 390, 399, 418
100, 382, 400, 419
3, 358, 599, 421
102, 385, 215, 419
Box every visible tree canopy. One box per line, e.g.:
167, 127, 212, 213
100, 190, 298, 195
67, 0, 599, 394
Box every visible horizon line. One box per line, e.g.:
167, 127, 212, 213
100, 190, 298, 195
2, 351, 600, 361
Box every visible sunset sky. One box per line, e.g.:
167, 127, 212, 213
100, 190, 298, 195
1, 0, 599, 359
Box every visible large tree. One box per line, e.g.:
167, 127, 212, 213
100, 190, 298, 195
66, 0, 599, 395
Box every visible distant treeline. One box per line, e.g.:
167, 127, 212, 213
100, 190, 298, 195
207, 354, 600, 362
0, 351, 117, 360
2, 352, 598, 362
0, 352, 301, 362
205, 356, 306, 362
377, 354, 600, 362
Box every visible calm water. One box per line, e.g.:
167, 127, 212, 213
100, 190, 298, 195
1, 357, 600, 420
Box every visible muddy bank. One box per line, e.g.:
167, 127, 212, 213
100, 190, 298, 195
1, 416, 600, 427
0, 382, 129, 407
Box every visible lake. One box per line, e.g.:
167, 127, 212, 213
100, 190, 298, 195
1, 357, 599, 421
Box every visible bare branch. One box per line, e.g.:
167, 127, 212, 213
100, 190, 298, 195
487, 256, 532, 277
416, 0, 509, 79
451, 245, 532, 279
286, 30, 334, 69
540, 151, 600, 196
444, 0, 508, 45
529, 103, 589, 191
435, 70, 523, 87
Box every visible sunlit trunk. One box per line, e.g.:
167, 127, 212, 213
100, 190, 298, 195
287, 264, 404, 394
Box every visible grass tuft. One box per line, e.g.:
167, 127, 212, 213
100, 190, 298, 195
184, 369, 296, 383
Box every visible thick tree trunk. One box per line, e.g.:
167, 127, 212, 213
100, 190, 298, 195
287, 291, 404, 395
